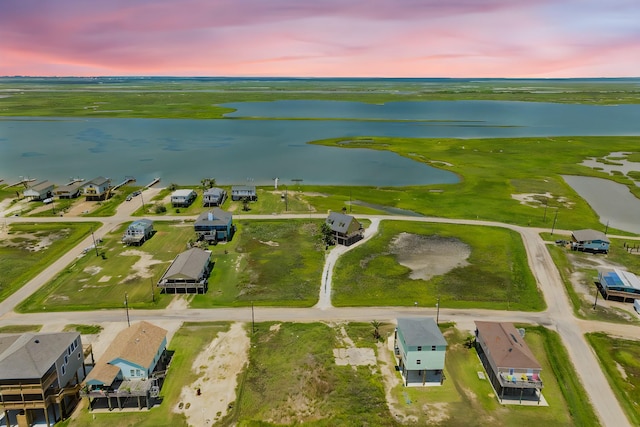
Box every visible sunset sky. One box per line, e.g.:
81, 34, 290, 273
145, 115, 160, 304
1, 0, 638, 78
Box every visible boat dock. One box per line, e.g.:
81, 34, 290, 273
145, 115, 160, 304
144, 177, 161, 189
7, 178, 36, 187
112, 176, 136, 191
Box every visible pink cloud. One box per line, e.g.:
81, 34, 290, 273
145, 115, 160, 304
0, 0, 638, 77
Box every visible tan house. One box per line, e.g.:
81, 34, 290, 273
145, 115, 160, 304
0, 332, 85, 427
83, 322, 168, 411
474, 321, 543, 404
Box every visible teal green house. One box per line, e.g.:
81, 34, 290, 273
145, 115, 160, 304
394, 317, 447, 386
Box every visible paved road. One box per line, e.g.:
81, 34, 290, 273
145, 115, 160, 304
1, 205, 636, 426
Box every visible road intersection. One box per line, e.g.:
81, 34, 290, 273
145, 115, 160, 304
0, 191, 636, 426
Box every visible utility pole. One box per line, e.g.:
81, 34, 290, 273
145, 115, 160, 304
140, 190, 146, 212
251, 302, 255, 334
436, 297, 440, 325
593, 285, 599, 309
124, 292, 131, 327
551, 209, 559, 235
150, 277, 155, 303
90, 227, 99, 257
605, 220, 609, 235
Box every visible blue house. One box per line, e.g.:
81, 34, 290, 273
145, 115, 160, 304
84, 321, 168, 410
122, 219, 154, 246
571, 229, 610, 253
597, 268, 640, 302
194, 208, 234, 242
394, 318, 447, 386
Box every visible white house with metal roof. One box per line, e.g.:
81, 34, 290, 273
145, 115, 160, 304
170, 189, 197, 207
571, 229, 610, 253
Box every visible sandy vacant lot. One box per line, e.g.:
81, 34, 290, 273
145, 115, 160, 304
175, 322, 250, 426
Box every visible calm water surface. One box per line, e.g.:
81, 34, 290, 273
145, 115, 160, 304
2, 100, 640, 186
563, 175, 640, 234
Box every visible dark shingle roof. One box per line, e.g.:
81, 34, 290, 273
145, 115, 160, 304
326, 211, 358, 234
0, 332, 79, 380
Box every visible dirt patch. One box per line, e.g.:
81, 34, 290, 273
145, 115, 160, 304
259, 240, 279, 247
83, 266, 102, 276
390, 233, 471, 280
119, 249, 165, 283
175, 322, 250, 426
511, 192, 575, 210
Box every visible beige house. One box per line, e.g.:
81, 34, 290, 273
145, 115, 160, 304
157, 248, 212, 294
83, 321, 168, 411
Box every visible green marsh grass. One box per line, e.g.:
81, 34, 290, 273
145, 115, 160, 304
332, 221, 543, 310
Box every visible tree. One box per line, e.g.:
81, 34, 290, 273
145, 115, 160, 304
371, 320, 382, 341
242, 196, 250, 211
201, 178, 216, 189
319, 223, 335, 247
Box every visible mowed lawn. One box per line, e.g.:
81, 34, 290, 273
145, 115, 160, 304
191, 219, 326, 307
17, 221, 195, 312
332, 221, 543, 311
0, 222, 97, 303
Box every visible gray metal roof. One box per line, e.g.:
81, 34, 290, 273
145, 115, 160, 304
86, 176, 110, 186
232, 185, 256, 192
572, 229, 610, 243
326, 211, 358, 234
0, 332, 79, 380
160, 248, 211, 281
397, 318, 447, 347
195, 208, 232, 226
26, 180, 54, 192
203, 187, 225, 196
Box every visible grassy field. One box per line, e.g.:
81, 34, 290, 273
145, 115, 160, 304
229, 322, 396, 426
332, 221, 543, 311
1, 79, 639, 120
16, 218, 326, 312
0, 222, 99, 303
191, 219, 326, 307
309, 135, 640, 229
16, 221, 196, 312
586, 333, 640, 426
62, 322, 230, 427
63, 324, 103, 335
546, 239, 640, 324
0, 325, 42, 333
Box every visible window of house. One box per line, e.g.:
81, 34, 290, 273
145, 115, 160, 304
130, 369, 135, 377
431, 345, 436, 351
64, 355, 68, 365
78, 353, 82, 360
61, 365, 66, 375
416, 360, 421, 365
417, 346, 422, 351
136, 369, 142, 376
